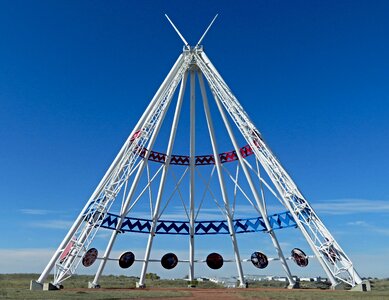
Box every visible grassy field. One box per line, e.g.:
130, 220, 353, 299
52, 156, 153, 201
0, 274, 388, 299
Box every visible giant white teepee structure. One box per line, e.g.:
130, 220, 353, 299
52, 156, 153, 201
31, 15, 368, 292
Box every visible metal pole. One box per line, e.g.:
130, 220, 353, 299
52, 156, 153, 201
189, 69, 196, 285
212, 88, 296, 287
138, 69, 188, 288
198, 71, 246, 288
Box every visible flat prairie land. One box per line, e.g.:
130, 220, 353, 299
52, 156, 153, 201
1, 274, 388, 300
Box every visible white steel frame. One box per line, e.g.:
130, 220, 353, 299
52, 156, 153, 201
34, 17, 363, 290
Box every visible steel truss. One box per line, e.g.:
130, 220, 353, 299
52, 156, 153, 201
34, 43, 362, 290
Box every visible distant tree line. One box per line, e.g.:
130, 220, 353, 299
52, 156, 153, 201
145, 273, 160, 280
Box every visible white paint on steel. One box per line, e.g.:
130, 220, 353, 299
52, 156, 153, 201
138, 68, 188, 287
198, 71, 246, 288
165, 14, 189, 48
196, 14, 219, 47
189, 69, 196, 283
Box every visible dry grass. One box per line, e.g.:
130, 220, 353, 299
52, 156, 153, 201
0, 274, 388, 300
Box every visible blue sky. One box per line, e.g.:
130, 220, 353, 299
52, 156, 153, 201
1, 0, 389, 280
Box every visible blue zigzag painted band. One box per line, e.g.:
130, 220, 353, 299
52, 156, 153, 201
100, 211, 297, 235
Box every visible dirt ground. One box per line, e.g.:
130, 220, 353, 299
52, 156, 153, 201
89, 288, 255, 300
134, 288, 243, 300
156, 288, 255, 299
93, 287, 332, 300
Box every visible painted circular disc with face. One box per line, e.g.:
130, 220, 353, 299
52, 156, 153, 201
82, 248, 98, 267
291, 248, 309, 267
251, 251, 269, 269
161, 253, 178, 269
206, 252, 224, 270
119, 251, 135, 269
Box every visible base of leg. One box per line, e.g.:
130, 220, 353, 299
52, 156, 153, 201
136, 282, 146, 289
30, 280, 43, 291
43, 283, 60, 291
237, 282, 248, 288
331, 284, 341, 290
188, 280, 197, 288
88, 282, 100, 289
287, 281, 300, 289
350, 280, 371, 292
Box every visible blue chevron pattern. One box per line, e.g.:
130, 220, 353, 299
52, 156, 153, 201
100, 211, 296, 235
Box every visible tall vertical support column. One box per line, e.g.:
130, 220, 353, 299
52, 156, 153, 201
137, 69, 189, 288
198, 71, 246, 288
211, 90, 296, 288
188, 69, 196, 286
